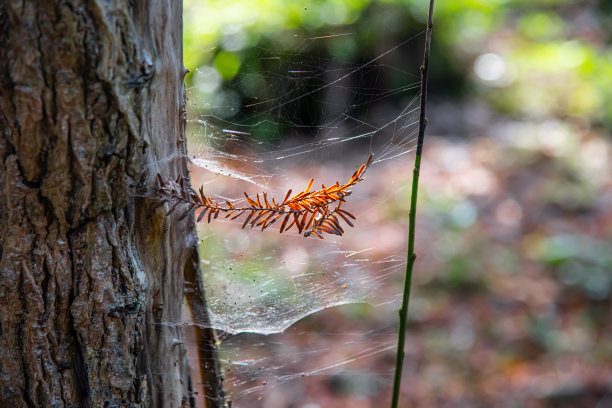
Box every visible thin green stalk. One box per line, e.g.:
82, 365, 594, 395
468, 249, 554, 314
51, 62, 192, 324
390, 1, 434, 407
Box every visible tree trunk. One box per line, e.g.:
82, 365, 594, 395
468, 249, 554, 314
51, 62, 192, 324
0, 2, 223, 407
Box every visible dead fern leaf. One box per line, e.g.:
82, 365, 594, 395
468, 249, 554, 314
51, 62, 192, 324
154, 153, 373, 238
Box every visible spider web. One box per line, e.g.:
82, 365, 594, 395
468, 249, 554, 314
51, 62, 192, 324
170, 29, 424, 406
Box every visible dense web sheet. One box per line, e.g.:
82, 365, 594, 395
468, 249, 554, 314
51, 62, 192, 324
165, 30, 423, 405
185, 35, 421, 333
199, 228, 406, 335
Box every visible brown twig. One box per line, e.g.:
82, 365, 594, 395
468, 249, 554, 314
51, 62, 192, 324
154, 153, 373, 239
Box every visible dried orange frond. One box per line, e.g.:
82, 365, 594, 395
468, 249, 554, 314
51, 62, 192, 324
154, 153, 373, 238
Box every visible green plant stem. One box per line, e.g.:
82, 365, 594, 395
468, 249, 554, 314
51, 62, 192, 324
390, 1, 434, 407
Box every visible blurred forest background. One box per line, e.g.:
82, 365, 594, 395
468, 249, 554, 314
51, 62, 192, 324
182, 1, 612, 407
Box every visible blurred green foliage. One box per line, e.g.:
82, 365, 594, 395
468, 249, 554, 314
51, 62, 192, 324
185, 3, 612, 404
185, 0, 612, 127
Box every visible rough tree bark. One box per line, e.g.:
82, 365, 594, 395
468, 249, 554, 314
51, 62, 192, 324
0, 2, 223, 407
